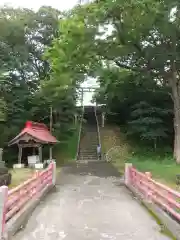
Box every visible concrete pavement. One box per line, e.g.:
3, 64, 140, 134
14, 162, 170, 240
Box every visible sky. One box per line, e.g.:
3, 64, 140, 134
0, 0, 97, 106
0, 0, 78, 11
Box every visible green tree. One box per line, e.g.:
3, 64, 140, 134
0, 6, 71, 165
128, 101, 170, 149
47, 0, 180, 162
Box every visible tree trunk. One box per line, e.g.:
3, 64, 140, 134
154, 139, 157, 151
171, 75, 180, 163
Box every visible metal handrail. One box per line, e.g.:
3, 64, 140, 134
94, 105, 101, 147
75, 106, 84, 161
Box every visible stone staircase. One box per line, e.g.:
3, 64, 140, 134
78, 125, 98, 161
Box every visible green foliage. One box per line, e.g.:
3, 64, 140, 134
2, 0, 180, 164
0, 6, 62, 139
101, 125, 178, 188
0, 98, 6, 122
54, 123, 80, 165
0, 6, 77, 166
95, 67, 173, 148
129, 151, 179, 189
128, 101, 170, 148
45, 0, 180, 161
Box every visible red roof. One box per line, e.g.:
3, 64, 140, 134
9, 121, 58, 145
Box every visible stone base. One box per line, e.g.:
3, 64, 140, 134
35, 163, 44, 169
13, 164, 25, 169
0, 161, 9, 175
0, 173, 11, 186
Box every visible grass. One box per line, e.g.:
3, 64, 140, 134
115, 147, 180, 189
54, 124, 80, 166
100, 126, 180, 189
100, 125, 130, 171
9, 166, 61, 190
101, 126, 178, 239
66, 124, 80, 160
9, 168, 35, 189
129, 151, 180, 189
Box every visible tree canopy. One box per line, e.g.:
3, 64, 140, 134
46, 0, 180, 162
0, 6, 78, 165
1, 0, 180, 164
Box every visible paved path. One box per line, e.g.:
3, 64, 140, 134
14, 162, 170, 240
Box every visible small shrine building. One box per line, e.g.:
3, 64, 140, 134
8, 121, 58, 168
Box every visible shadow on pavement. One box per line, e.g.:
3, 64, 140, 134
61, 161, 122, 178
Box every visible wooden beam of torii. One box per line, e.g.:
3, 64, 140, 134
78, 87, 99, 106
79, 87, 99, 93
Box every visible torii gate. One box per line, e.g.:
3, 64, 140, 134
78, 87, 106, 127
79, 87, 98, 107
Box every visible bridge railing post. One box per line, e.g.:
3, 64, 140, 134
0, 186, 8, 239
52, 161, 56, 186
125, 163, 132, 186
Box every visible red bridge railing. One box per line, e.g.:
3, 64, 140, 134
0, 161, 56, 238
125, 163, 180, 222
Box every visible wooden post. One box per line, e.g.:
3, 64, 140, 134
52, 161, 56, 185
38, 145, 42, 163
81, 88, 84, 107
75, 113, 77, 125
33, 147, 36, 155
145, 172, 152, 202
0, 186, 8, 239
50, 106, 53, 133
0, 149, 3, 163
18, 145, 22, 164
125, 163, 132, 186
49, 106, 53, 161
49, 145, 52, 160
102, 112, 105, 127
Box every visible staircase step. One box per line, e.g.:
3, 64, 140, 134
78, 155, 97, 158
80, 143, 98, 146
78, 154, 97, 156
78, 121, 100, 161
77, 159, 107, 163
78, 158, 97, 160
78, 152, 97, 154
79, 152, 97, 154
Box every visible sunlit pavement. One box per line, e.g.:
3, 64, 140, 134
14, 162, 170, 240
